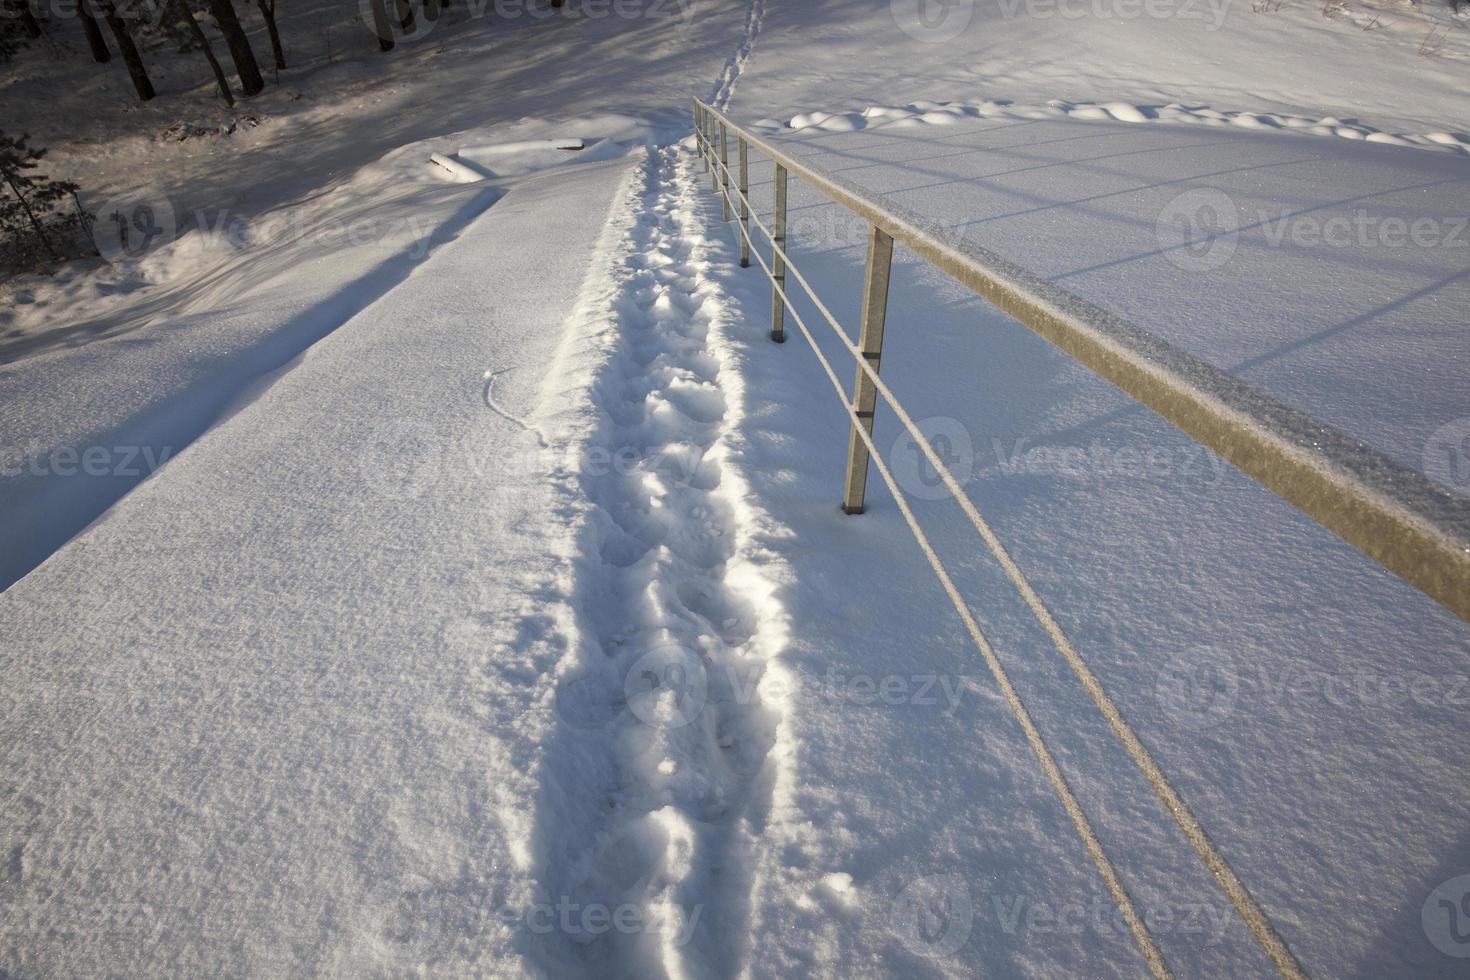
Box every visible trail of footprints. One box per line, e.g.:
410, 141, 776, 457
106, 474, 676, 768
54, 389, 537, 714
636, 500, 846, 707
555, 147, 778, 977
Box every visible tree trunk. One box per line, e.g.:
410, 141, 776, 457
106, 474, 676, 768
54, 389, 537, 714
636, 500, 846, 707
254, 0, 284, 69
370, 0, 393, 51
3, 171, 60, 260
95, 0, 155, 101
77, 2, 110, 61
396, 0, 414, 35
17, 2, 42, 37
175, 0, 234, 106
423, 0, 439, 21
205, 0, 263, 96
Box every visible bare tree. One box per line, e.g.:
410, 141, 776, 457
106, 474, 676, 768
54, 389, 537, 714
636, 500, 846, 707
13, 0, 42, 38
94, 0, 155, 101
75, 0, 111, 61
370, 0, 393, 51
172, 0, 234, 105
205, 0, 263, 96
254, 0, 284, 70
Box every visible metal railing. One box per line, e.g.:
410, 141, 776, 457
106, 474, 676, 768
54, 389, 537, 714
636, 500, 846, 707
693, 98, 1470, 621
692, 95, 1470, 980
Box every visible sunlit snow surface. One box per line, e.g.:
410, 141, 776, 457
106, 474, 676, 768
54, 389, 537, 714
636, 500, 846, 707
3, 0, 1470, 976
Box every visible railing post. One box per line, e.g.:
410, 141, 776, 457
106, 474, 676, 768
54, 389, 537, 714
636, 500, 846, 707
698, 106, 709, 172
738, 137, 750, 267
841, 224, 894, 514
705, 110, 714, 170
709, 111, 719, 193
771, 163, 788, 343
719, 122, 731, 222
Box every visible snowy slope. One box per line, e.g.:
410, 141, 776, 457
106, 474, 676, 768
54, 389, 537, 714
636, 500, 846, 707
686, 5, 1470, 976
729, 0, 1470, 137
686, 121, 1470, 976
742, 114, 1470, 474
0, 1, 754, 589
3, 0, 1470, 976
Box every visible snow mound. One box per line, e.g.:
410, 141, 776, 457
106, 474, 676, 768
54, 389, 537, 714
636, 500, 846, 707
758, 98, 1470, 156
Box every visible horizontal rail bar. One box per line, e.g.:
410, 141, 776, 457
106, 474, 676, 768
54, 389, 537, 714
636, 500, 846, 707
694, 98, 1470, 625
694, 106, 1318, 979
700, 148, 1175, 979
695, 104, 1316, 980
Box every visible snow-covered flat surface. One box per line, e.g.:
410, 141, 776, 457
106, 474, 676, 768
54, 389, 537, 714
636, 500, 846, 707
740, 113, 1470, 476
0, 153, 641, 977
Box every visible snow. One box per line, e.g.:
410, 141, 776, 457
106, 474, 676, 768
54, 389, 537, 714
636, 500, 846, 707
759, 96, 1470, 155
730, 0, 1470, 138
0, 2, 754, 589
0, 150, 643, 978
690, 120, 1470, 975
3, 0, 1470, 976
739, 114, 1470, 473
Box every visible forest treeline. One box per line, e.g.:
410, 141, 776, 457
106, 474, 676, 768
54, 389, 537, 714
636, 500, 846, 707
2, 0, 563, 273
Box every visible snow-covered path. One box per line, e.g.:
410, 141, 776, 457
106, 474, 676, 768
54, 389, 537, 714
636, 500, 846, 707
520, 144, 791, 978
